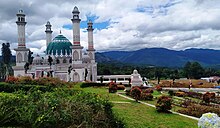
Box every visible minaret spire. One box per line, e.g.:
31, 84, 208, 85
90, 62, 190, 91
71, 6, 81, 46
16, 9, 26, 48
14, 9, 29, 67
45, 21, 53, 47
71, 6, 83, 65
87, 20, 95, 62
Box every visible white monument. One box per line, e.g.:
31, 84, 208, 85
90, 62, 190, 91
130, 69, 143, 87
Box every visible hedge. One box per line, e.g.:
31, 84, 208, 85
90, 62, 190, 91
80, 82, 107, 88
0, 82, 53, 93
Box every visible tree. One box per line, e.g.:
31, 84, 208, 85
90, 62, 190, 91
24, 62, 30, 74
155, 68, 162, 84
28, 50, 34, 64
183, 61, 204, 79
1, 42, 12, 78
84, 68, 88, 81
48, 55, 53, 68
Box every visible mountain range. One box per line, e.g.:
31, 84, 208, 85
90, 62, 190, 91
96, 48, 220, 68
2, 48, 220, 68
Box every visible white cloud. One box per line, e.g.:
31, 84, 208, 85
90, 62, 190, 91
1, 0, 220, 55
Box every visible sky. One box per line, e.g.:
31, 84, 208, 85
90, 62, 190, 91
1, 0, 220, 55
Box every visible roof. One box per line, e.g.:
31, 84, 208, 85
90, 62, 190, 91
46, 34, 72, 56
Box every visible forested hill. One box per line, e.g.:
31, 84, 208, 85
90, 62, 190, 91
99, 48, 220, 68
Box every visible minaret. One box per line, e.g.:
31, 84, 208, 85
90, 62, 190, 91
16, 10, 26, 48
71, 6, 83, 64
14, 9, 29, 66
45, 21, 53, 47
87, 20, 95, 62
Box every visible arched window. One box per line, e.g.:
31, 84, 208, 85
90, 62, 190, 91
73, 51, 79, 61
56, 59, 60, 64
17, 53, 22, 63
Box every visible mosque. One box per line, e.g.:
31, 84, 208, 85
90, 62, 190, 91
12, 6, 97, 82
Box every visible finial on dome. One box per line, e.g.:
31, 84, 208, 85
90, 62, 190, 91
60, 30, 62, 34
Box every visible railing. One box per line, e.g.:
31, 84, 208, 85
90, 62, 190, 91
97, 75, 131, 84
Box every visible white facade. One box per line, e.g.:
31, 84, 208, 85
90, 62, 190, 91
13, 7, 97, 82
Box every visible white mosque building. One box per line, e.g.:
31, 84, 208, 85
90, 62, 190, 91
13, 6, 97, 82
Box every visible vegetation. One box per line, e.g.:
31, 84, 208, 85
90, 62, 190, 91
156, 95, 172, 112
0, 42, 13, 79
98, 61, 220, 81
82, 86, 198, 128
0, 78, 124, 128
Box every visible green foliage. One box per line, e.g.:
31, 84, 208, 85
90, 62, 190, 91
0, 82, 52, 93
156, 95, 172, 112
0, 89, 124, 128
183, 61, 204, 79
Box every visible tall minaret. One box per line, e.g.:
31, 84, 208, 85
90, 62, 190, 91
71, 6, 83, 64
87, 20, 95, 62
14, 9, 29, 66
16, 10, 26, 48
45, 21, 53, 47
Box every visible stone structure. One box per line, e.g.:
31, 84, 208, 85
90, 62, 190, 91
13, 6, 97, 82
130, 69, 143, 87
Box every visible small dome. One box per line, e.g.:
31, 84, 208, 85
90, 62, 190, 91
46, 34, 72, 56
133, 69, 138, 74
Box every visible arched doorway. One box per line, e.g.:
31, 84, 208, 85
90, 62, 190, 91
73, 72, 80, 82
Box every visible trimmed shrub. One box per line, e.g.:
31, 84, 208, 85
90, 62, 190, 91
130, 86, 142, 101
178, 104, 220, 118
202, 92, 215, 104
143, 88, 154, 93
109, 81, 117, 93
117, 85, 125, 90
155, 85, 162, 91
156, 95, 172, 112
141, 93, 153, 101
175, 91, 186, 97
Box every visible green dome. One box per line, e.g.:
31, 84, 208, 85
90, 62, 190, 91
46, 35, 72, 55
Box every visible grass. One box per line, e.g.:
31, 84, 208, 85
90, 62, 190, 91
81, 86, 198, 128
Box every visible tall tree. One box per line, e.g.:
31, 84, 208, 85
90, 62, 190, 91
1, 42, 12, 78
28, 50, 34, 64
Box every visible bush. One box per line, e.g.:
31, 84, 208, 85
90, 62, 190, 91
168, 90, 174, 96
156, 95, 172, 112
5, 76, 19, 84
130, 86, 142, 101
109, 81, 117, 93
178, 104, 220, 118
143, 88, 154, 93
155, 85, 162, 91
117, 85, 125, 90
175, 91, 186, 97
0, 82, 52, 93
202, 92, 215, 104
0, 89, 124, 128
141, 93, 153, 101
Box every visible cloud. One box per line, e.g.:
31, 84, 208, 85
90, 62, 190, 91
1, 0, 220, 55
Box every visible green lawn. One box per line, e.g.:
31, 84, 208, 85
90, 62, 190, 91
81, 86, 198, 128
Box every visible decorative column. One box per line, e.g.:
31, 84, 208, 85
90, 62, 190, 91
45, 21, 53, 47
